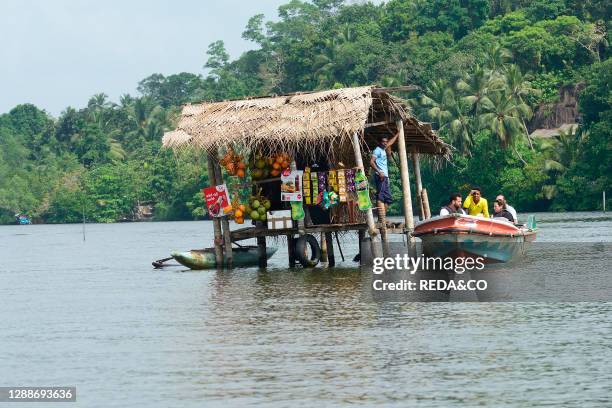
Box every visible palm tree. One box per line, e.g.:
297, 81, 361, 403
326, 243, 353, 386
313, 25, 353, 88
87, 93, 114, 111
484, 44, 512, 72
456, 64, 494, 115
503, 64, 538, 148
313, 38, 339, 88
119, 94, 135, 109
420, 79, 453, 129
442, 93, 474, 153
86, 105, 126, 162
478, 90, 530, 148
537, 126, 585, 199
504, 64, 539, 105
123, 97, 171, 143
381, 67, 410, 88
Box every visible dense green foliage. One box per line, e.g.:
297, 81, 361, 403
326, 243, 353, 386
1, 0, 610, 223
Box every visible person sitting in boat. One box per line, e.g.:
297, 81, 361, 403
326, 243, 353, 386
440, 193, 467, 216
492, 199, 515, 223
463, 187, 489, 218
496, 194, 517, 223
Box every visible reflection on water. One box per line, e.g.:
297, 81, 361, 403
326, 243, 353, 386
0, 212, 611, 407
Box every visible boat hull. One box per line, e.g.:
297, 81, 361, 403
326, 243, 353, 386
171, 246, 278, 269
414, 215, 536, 263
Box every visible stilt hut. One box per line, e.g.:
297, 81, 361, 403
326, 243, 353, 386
163, 85, 450, 268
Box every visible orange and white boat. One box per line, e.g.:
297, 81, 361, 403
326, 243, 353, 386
413, 214, 537, 262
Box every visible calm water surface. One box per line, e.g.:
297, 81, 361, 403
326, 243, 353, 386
1, 212, 611, 407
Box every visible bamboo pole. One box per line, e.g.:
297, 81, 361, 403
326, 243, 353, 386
257, 235, 267, 268
421, 188, 431, 219
411, 148, 425, 220
350, 131, 382, 259
206, 154, 224, 266
212, 156, 233, 267
357, 230, 365, 265
377, 202, 390, 257
395, 119, 416, 255
320, 232, 328, 263
325, 232, 335, 267
287, 234, 296, 267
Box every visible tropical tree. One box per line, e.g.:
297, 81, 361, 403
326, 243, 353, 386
441, 92, 474, 153
478, 90, 530, 148
419, 79, 452, 128
483, 44, 512, 72
537, 126, 586, 199
503, 64, 539, 104
456, 64, 494, 115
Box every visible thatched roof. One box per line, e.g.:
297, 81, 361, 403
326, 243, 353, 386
163, 85, 450, 158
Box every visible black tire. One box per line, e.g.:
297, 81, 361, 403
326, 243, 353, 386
295, 234, 321, 267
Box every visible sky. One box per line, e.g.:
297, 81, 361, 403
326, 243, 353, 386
0, 0, 290, 116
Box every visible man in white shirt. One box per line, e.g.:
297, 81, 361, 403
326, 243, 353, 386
440, 193, 467, 216
496, 194, 517, 222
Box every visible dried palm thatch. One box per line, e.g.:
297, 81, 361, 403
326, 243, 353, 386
163, 85, 450, 160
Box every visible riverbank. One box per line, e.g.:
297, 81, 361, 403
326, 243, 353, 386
3, 210, 610, 227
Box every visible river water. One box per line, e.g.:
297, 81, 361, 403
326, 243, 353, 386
1, 212, 611, 407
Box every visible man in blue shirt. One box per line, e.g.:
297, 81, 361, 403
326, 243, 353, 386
369, 131, 399, 213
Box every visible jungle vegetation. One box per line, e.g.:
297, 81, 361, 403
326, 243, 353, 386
1, 0, 610, 223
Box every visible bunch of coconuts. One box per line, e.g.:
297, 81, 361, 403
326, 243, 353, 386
249, 153, 291, 180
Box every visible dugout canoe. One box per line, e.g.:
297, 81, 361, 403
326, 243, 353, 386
171, 246, 277, 269
413, 214, 537, 263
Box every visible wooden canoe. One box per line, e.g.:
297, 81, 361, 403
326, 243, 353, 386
171, 246, 278, 269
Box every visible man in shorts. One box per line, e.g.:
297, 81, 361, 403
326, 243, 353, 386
370, 132, 399, 214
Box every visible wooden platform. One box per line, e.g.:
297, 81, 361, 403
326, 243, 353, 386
230, 223, 366, 241
230, 222, 408, 242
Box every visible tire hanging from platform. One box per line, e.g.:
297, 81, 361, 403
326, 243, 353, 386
295, 234, 321, 267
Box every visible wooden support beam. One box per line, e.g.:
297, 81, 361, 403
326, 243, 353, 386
287, 234, 296, 267
335, 232, 345, 262
422, 188, 431, 219
411, 148, 424, 221
350, 131, 382, 259
257, 235, 267, 268
377, 203, 390, 257
325, 232, 335, 267
372, 85, 420, 93
365, 120, 393, 128
320, 232, 328, 263
358, 230, 365, 265
395, 119, 417, 256
230, 222, 368, 241
206, 154, 224, 267
212, 158, 233, 267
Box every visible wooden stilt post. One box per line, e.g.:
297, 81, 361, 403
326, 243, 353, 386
212, 158, 233, 267
411, 148, 425, 221
206, 154, 224, 267
350, 131, 382, 259
358, 230, 365, 265
257, 233, 267, 268
325, 232, 335, 267
320, 232, 328, 263
395, 119, 416, 256
287, 234, 296, 267
421, 188, 431, 219
377, 203, 390, 257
